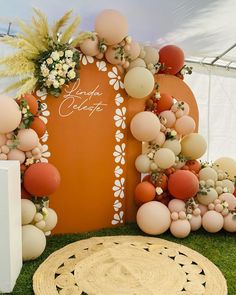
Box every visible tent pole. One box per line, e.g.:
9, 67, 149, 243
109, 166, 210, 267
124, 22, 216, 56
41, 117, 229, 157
211, 43, 236, 65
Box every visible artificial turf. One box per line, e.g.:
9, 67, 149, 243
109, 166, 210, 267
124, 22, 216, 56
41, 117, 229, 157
2, 224, 235, 295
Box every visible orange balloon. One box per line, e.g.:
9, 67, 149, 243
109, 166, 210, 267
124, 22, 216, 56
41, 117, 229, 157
24, 163, 60, 196
168, 170, 199, 200
186, 160, 201, 174
18, 94, 38, 115
30, 117, 46, 138
159, 45, 184, 75
135, 181, 156, 206
154, 93, 173, 114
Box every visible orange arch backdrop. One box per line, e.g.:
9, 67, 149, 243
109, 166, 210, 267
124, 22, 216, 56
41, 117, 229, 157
36, 59, 198, 233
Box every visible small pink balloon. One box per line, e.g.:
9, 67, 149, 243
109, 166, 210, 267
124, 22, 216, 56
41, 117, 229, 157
189, 215, 202, 231
0, 134, 7, 146
159, 110, 176, 128
151, 132, 166, 146
170, 219, 191, 238
126, 41, 141, 61
202, 211, 224, 233
79, 35, 99, 56
1, 145, 10, 154
168, 199, 186, 213
219, 193, 236, 210
171, 212, 179, 221
0, 153, 7, 160
224, 213, 236, 232
95, 9, 128, 45
7, 149, 26, 164
175, 115, 196, 136
105, 46, 122, 65
17, 129, 39, 152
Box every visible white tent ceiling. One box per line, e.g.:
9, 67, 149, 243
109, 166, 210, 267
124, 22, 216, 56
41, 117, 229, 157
0, 0, 236, 67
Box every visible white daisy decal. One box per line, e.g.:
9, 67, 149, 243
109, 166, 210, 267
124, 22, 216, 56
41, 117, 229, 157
80, 55, 94, 65
113, 200, 122, 212
96, 60, 107, 72
112, 211, 124, 225
36, 89, 47, 101
114, 166, 123, 177
108, 67, 124, 91
39, 102, 50, 124
115, 130, 124, 142
114, 107, 126, 129
115, 93, 124, 106
112, 177, 125, 198
113, 143, 126, 165
40, 144, 51, 162
41, 131, 49, 143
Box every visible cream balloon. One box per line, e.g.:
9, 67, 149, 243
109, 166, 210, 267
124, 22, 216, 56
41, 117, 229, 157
175, 115, 196, 136
224, 213, 236, 232
130, 111, 160, 142
94, 9, 128, 45
213, 157, 236, 180
170, 219, 191, 238
199, 167, 218, 181
7, 148, 26, 164
181, 133, 207, 160
22, 225, 46, 261
79, 35, 99, 56
43, 208, 58, 232
0, 95, 22, 133
124, 67, 155, 99
143, 46, 159, 65
189, 215, 202, 231
126, 41, 141, 61
159, 110, 176, 128
163, 139, 181, 155
17, 128, 39, 151
197, 188, 218, 205
136, 201, 171, 235
202, 211, 224, 233
135, 154, 151, 173
151, 132, 166, 147
222, 179, 235, 194
154, 148, 176, 169
168, 199, 186, 213
21, 199, 36, 225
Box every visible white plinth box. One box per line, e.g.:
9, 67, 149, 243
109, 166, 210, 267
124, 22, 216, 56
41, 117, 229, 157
0, 161, 22, 293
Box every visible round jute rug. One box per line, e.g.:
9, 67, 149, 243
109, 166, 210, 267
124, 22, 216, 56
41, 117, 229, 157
33, 236, 227, 295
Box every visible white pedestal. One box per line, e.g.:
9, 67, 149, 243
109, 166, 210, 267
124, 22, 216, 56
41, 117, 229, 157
0, 161, 22, 293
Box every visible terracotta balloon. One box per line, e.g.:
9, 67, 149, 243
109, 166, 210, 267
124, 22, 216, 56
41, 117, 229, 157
79, 35, 99, 56
135, 154, 151, 173
7, 148, 26, 164
155, 93, 173, 114
0, 95, 22, 133
202, 211, 224, 233
134, 181, 156, 205
159, 110, 176, 128
130, 111, 160, 141
23, 163, 61, 196
199, 167, 218, 181
18, 94, 38, 115
213, 157, 236, 180
124, 67, 155, 99
168, 199, 186, 213
186, 160, 201, 173
126, 41, 141, 61
219, 193, 236, 210
163, 139, 181, 155
154, 148, 176, 169
128, 58, 146, 70
224, 213, 236, 232
181, 133, 207, 160
95, 9, 128, 45
151, 132, 166, 147
0, 134, 7, 146
197, 188, 218, 205
189, 215, 202, 231
159, 45, 184, 75
168, 170, 199, 200
17, 128, 39, 151
175, 115, 196, 136
105, 46, 122, 65
143, 46, 159, 65
136, 201, 171, 235
170, 219, 191, 238
21, 185, 32, 199
30, 117, 46, 138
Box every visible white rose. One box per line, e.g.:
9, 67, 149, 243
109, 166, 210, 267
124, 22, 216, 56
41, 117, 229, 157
21, 107, 27, 114
48, 74, 55, 82
67, 70, 76, 79
171, 130, 177, 136
42, 68, 49, 77
59, 51, 64, 57
53, 80, 60, 88
51, 51, 60, 61
155, 187, 163, 195
55, 64, 62, 70
155, 92, 161, 99
65, 50, 73, 58
46, 80, 52, 87
46, 58, 53, 65
50, 70, 57, 76
125, 36, 132, 44
62, 64, 69, 71
59, 78, 65, 85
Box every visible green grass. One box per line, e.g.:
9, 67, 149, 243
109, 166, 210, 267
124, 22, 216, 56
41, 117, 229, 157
2, 224, 236, 295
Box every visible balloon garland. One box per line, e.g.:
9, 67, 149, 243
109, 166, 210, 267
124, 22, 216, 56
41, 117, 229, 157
0, 8, 236, 261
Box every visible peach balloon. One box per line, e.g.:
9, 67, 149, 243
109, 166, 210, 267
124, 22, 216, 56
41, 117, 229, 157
219, 193, 236, 210
136, 201, 171, 235
181, 133, 207, 160
198, 204, 208, 216
7, 149, 26, 164
0, 134, 7, 146
0, 95, 22, 133
154, 148, 176, 169
189, 215, 202, 231
79, 35, 99, 56
224, 213, 236, 232
95, 9, 128, 45
105, 46, 122, 65
213, 157, 236, 181
128, 58, 146, 70
168, 199, 186, 213
175, 115, 196, 136
124, 67, 155, 99
126, 41, 141, 61
202, 211, 224, 233
159, 110, 176, 128
163, 139, 181, 155
170, 219, 191, 238
151, 132, 166, 147
130, 111, 160, 142
17, 129, 39, 152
